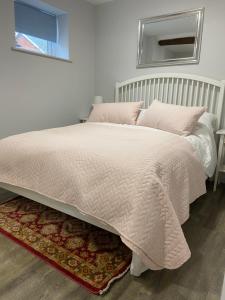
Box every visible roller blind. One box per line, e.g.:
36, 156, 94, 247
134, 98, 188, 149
14, 1, 57, 43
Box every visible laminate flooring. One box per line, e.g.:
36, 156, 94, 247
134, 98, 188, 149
0, 184, 224, 300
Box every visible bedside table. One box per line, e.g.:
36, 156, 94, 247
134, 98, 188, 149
213, 129, 225, 191
80, 117, 88, 123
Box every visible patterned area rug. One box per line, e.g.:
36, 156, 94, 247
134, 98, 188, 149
0, 197, 132, 294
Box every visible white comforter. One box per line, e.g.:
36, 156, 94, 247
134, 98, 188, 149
186, 123, 217, 178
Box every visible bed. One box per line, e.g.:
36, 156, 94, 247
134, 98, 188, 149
0, 73, 224, 276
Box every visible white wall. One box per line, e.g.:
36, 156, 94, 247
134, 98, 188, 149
2, 0, 225, 139
0, 0, 95, 138
95, 0, 225, 100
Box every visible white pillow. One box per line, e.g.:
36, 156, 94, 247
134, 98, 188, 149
198, 112, 218, 132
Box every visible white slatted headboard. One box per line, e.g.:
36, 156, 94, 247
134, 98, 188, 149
115, 73, 225, 128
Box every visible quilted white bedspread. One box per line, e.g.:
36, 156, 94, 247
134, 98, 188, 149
0, 123, 206, 270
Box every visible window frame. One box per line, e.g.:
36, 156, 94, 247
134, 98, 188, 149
12, 0, 71, 63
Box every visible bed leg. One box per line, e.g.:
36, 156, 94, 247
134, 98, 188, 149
130, 253, 148, 277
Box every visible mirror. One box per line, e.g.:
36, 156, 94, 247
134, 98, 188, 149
137, 8, 204, 68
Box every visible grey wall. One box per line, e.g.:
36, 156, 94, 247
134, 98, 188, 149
0, 0, 95, 138
95, 0, 225, 100
2, 0, 225, 139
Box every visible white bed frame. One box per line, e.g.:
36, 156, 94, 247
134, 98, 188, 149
1, 73, 225, 276
116, 73, 225, 128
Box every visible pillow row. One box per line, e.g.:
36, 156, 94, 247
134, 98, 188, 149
87, 100, 206, 136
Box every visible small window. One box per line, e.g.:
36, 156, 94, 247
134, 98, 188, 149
14, 0, 69, 60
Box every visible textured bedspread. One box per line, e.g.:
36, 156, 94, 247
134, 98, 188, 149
0, 123, 206, 270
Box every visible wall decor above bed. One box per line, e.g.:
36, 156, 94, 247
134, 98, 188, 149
137, 8, 204, 68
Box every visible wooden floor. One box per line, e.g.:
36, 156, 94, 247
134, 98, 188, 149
0, 184, 225, 300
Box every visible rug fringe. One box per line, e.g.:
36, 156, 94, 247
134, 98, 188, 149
99, 265, 131, 295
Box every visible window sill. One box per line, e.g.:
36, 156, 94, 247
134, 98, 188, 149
11, 47, 72, 63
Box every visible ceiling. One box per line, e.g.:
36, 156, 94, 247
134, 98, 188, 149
86, 0, 113, 5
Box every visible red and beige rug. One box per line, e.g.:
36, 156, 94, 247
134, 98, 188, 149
0, 196, 132, 294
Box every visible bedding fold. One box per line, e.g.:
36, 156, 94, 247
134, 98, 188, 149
0, 123, 206, 270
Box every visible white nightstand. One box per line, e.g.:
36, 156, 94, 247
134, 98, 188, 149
79, 117, 88, 123
213, 129, 225, 191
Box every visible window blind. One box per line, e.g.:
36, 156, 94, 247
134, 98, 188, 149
14, 1, 57, 43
